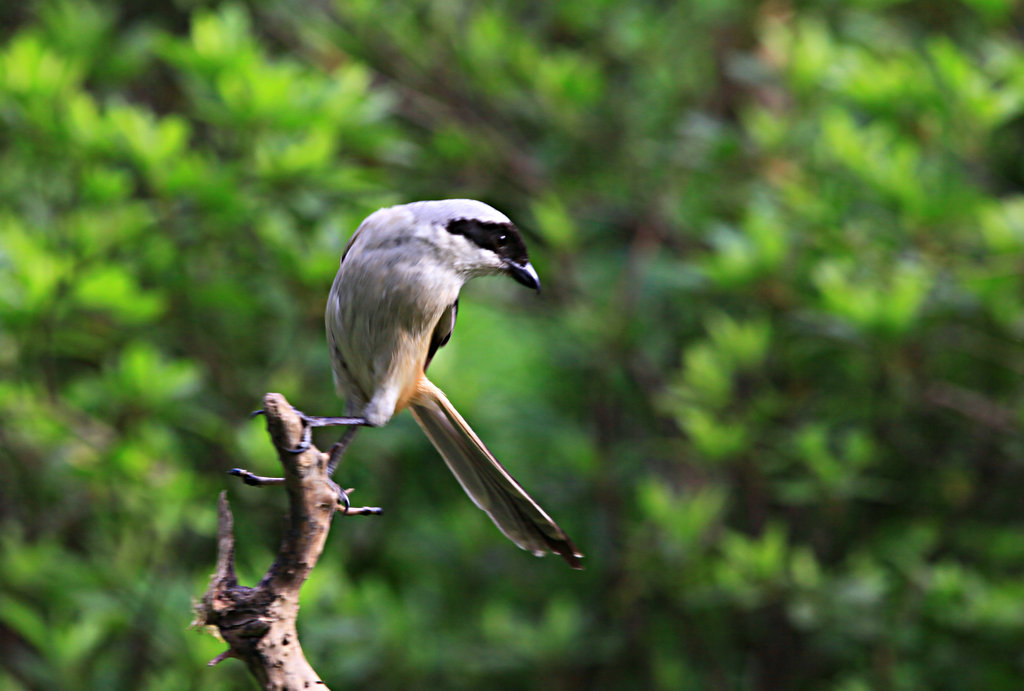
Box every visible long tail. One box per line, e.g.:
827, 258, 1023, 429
408, 378, 583, 569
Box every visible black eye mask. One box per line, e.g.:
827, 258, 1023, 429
445, 218, 530, 266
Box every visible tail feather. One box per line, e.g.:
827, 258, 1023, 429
409, 379, 583, 569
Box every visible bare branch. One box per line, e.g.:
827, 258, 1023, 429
194, 393, 380, 689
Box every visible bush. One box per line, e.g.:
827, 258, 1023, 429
3, 1, 1024, 688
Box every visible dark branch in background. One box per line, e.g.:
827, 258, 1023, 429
925, 381, 1017, 433
192, 393, 380, 690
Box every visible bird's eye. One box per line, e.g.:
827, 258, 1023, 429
495, 234, 508, 248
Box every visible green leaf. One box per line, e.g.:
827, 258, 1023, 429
72, 265, 165, 323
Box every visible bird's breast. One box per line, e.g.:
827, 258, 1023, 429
327, 250, 460, 426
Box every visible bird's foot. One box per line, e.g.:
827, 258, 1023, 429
227, 467, 285, 486
327, 477, 350, 512
250, 408, 366, 454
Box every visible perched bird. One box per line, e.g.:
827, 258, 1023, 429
311, 199, 582, 569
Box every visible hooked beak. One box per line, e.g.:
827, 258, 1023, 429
506, 260, 541, 292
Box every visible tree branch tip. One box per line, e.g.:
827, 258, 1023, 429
258, 393, 308, 454
212, 491, 237, 585
208, 649, 236, 667
216, 490, 232, 534
261, 392, 292, 418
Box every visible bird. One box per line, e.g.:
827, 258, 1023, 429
306, 199, 582, 569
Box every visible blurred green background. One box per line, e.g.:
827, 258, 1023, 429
4, 0, 1024, 688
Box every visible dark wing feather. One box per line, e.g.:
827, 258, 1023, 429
425, 299, 458, 370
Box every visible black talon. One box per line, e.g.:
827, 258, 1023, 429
252, 405, 313, 453
328, 478, 351, 512
282, 422, 313, 454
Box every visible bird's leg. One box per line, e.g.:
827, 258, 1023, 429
228, 469, 381, 515
236, 408, 380, 515
316, 427, 361, 512
323, 427, 382, 515
250, 408, 367, 454
326, 427, 360, 477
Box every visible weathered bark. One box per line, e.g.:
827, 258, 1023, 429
193, 393, 378, 690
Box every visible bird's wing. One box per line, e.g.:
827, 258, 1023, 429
424, 299, 458, 370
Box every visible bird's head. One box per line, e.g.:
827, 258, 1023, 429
402, 199, 541, 292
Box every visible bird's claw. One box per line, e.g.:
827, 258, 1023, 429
282, 422, 313, 454
328, 478, 351, 512
249, 406, 314, 453
284, 408, 365, 455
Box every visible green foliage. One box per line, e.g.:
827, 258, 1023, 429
4, 0, 1024, 689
